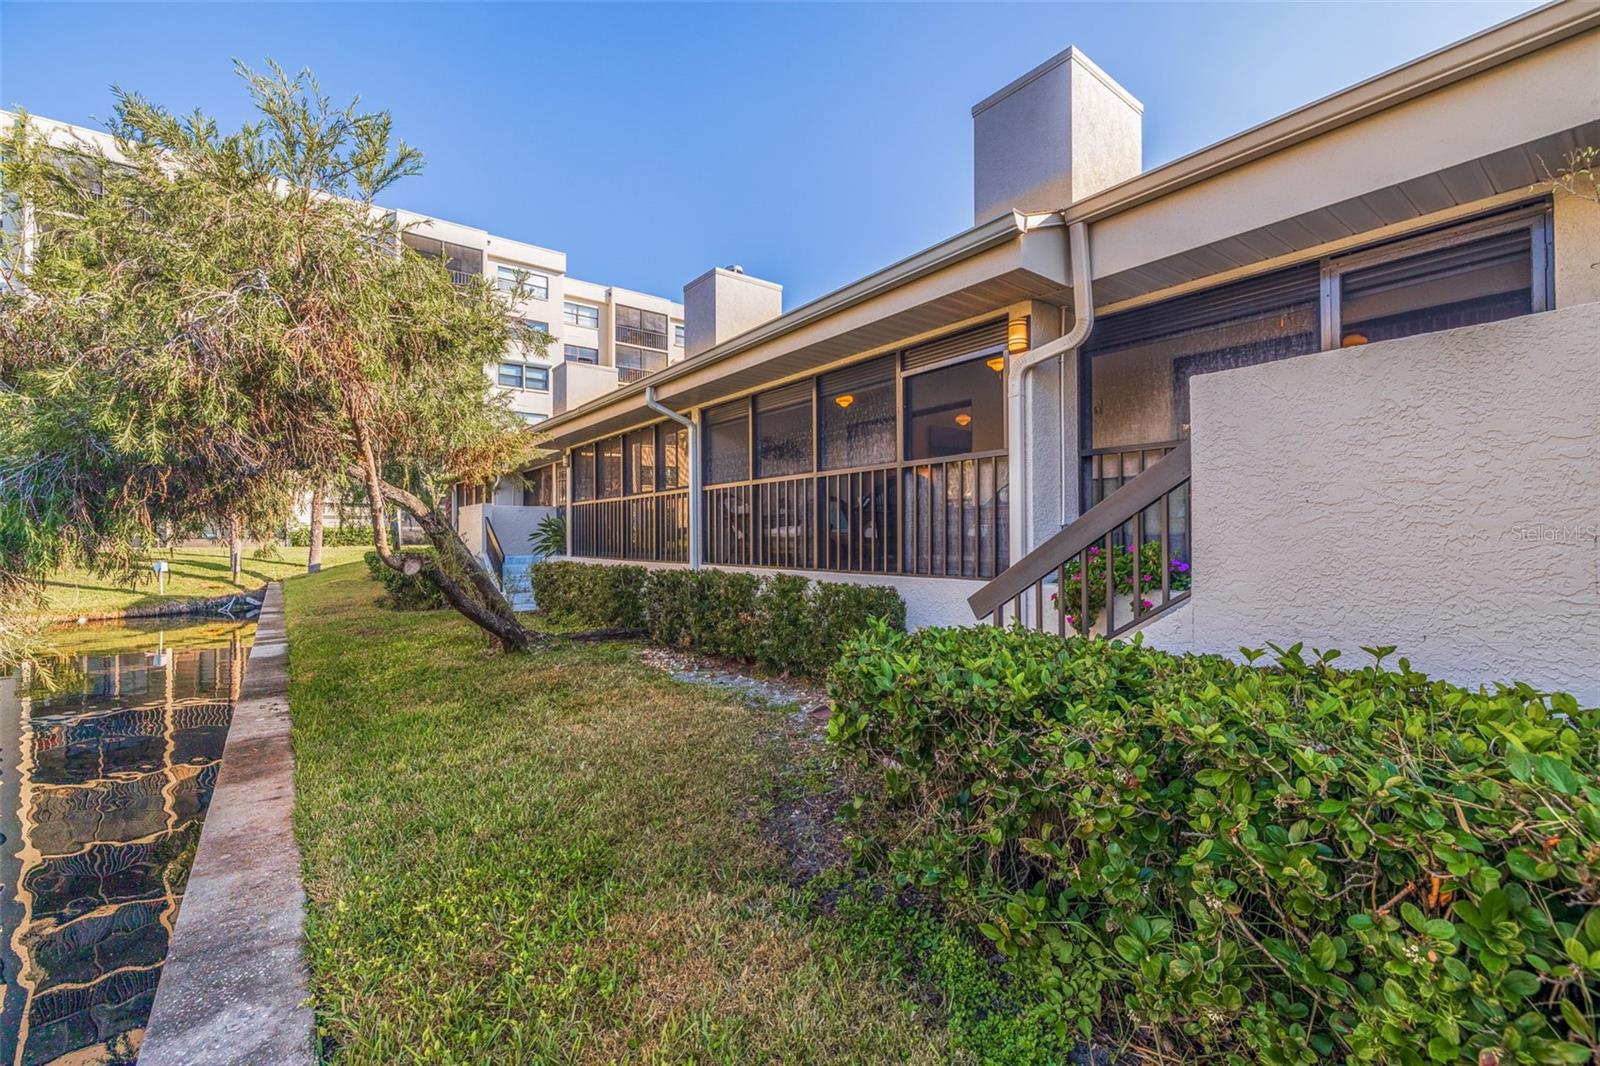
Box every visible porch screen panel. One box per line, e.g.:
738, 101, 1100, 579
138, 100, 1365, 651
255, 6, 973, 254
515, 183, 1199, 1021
597, 437, 624, 499
625, 427, 655, 494
571, 446, 596, 502
660, 424, 689, 489
1336, 229, 1533, 346
755, 381, 813, 478
819, 356, 895, 470
904, 357, 1005, 460
1084, 264, 1320, 505
703, 401, 750, 485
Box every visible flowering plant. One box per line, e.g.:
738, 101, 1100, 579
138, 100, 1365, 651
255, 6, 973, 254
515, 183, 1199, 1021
1051, 539, 1191, 635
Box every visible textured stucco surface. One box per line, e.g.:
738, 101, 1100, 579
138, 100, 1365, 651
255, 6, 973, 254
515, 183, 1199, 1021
1139, 303, 1600, 703
1555, 192, 1600, 308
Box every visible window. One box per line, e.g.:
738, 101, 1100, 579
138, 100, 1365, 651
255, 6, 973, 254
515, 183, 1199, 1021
496, 265, 548, 300
625, 428, 656, 493
661, 424, 689, 489
402, 232, 482, 283
496, 363, 549, 391
599, 437, 624, 498
1331, 220, 1543, 348
674, 323, 685, 347
519, 319, 549, 335
572, 446, 595, 501
903, 356, 1005, 460
564, 344, 599, 364
520, 411, 548, 425
703, 401, 750, 485
564, 302, 600, 328
615, 344, 667, 383
616, 306, 669, 350
524, 461, 568, 506
755, 382, 812, 477
819, 356, 896, 470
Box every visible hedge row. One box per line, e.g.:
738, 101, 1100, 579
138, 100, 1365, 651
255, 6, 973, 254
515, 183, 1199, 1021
829, 623, 1600, 1065
362, 549, 445, 611
289, 524, 374, 547
531, 561, 905, 678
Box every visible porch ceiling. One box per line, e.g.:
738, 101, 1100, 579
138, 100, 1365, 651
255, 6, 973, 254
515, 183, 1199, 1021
1090, 121, 1600, 309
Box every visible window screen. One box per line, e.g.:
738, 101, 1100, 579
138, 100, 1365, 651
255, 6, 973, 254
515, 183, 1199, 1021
819, 357, 896, 470
703, 401, 750, 485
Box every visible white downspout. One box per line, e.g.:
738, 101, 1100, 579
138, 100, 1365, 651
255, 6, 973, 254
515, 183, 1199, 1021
1008, 218, 1094, 564
645, 385, 702, 569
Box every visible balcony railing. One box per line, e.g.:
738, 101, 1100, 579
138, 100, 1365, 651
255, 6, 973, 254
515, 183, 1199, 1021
571, 454, 1008, 580
570, 489, 689, 562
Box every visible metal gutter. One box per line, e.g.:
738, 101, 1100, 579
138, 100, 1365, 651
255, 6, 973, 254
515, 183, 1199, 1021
1008, 220, 1093, 562
644, 386, 702, 568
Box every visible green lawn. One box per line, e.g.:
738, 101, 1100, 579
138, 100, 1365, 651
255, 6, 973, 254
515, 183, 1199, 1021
284, 565, 1031, 1065
38, 544, 369, 619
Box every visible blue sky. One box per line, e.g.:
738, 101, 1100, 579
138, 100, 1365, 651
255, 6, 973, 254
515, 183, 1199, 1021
1, 1, 1538, 307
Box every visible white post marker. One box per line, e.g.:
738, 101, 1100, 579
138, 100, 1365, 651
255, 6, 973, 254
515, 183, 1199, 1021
153, 558, 168, 595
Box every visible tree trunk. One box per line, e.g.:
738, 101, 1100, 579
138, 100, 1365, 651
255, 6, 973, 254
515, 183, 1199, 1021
308, 482, 324, 573
347, 441, 537, 653
228, 514, 241, 582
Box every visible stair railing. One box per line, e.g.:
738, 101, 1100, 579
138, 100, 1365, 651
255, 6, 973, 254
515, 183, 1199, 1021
483, 514, 506, 588
969, 439, 1192, 637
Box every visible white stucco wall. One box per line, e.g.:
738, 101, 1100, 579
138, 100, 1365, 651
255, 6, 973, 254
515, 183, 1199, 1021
1555, 191, 1600, 308
1139, 302, 1600, 703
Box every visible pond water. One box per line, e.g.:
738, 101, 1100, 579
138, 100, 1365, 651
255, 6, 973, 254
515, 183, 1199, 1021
1, 617, 253, 1066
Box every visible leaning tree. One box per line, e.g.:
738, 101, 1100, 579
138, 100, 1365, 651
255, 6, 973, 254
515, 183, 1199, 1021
0, 62, 550, 658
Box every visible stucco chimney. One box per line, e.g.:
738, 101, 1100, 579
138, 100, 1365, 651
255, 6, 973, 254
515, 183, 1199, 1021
682, 265, 783, 358
972, 47, 1142, 224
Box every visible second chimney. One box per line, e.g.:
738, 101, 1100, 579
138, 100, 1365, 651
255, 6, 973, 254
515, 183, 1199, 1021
683, 265, 783, 358
972, 47, 1142, 224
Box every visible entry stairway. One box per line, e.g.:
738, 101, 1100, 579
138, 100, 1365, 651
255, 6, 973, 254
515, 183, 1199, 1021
483, 516, 540, 612
968, 439, 1192, 637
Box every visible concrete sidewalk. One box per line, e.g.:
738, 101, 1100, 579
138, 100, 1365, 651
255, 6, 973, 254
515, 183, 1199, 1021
142, 582, 316, 1065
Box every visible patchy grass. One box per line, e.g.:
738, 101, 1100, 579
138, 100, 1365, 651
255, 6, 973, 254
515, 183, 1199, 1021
38, 544, 369, 619
285, 564, 959, 1065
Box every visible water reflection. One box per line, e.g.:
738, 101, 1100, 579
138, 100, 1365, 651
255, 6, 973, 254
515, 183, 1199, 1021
1, 620, 252, 1066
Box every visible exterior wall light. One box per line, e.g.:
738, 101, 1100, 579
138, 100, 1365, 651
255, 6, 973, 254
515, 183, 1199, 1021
986, 356, 1006, 373
1341, 333, 1369, 347
1006, 316, 1030, 354
955, 413, 972, 427
835, 394, 854, 409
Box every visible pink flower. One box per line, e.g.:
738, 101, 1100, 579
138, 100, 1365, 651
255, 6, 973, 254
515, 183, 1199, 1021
1141, 599, 1154, 610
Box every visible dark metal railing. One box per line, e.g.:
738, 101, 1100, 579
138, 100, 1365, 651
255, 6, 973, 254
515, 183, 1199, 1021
483, 515, 506, 586
1083, 440, 1182, 508
569, 454, 1008, 580
570, 489, 689, 563
971, 440, 1191, 636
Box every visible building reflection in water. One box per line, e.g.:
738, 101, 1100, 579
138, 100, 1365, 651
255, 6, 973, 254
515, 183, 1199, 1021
1, 623, 248, 1066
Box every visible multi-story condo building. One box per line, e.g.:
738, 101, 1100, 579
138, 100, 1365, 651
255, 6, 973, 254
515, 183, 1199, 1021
389, 209, 686, 430
0, 110, 686, 434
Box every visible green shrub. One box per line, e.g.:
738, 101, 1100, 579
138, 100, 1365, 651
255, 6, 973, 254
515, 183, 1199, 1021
691, 570, 761, 661
529, 560, 647, 629
534, 561, 905, 678
362, 549, 445, 610
290, 524, 374, 548
755, 573, 813, 676
828, 624, 1600, 1064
